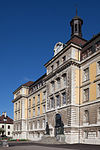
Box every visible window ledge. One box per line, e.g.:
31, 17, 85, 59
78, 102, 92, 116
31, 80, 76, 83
81, 81, 91, 88
82, 100, 89, 103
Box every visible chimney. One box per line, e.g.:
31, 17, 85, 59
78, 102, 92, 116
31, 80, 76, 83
2, 112, 5, 116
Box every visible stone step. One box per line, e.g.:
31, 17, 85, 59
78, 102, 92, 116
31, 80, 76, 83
38, 135, 66, 144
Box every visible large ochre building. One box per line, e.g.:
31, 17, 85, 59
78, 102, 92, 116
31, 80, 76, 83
12, 14, 100, 144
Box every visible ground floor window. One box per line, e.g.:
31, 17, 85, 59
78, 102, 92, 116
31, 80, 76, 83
84, 131, 88, 139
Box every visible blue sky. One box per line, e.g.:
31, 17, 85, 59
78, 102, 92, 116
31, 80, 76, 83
0, 0, 100, 119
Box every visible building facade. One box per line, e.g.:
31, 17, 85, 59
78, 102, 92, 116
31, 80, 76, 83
0, 112, 13, 137
12, 14, 100, 144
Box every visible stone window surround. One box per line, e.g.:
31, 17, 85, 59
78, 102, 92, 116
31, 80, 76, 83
96, 61, 100, 75
82, 84, 90, 103
28, 99, 31, 108
33, 97, 35, 106
62, 55, 66, 62
50, 73, 67, 94
37, 120, 40, 129
43, 91, 46, 100
28, 109, 31, 118
49, 90, 67, 110
84, 131, 88, 139
42, 104, 46, 113
83, 109, 89, 124
96, 80, 100, 99
50, 97, 55, 109
83, 67, 90, 82
55, 94, 61, 108
61, 91, 67, 105
38, 94, 40, 103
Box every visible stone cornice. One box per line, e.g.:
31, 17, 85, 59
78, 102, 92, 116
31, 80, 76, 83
45, 58, 80, 81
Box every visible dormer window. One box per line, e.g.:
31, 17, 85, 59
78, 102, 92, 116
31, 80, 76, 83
56, 61, 59, 67
62, 56, 66, 62
51, 65, 54, 71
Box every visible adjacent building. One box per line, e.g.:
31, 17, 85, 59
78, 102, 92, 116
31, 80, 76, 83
0, 112, 13, 137
12, 13, 100, 144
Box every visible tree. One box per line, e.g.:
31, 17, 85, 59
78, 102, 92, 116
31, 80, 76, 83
0, 128, 5, 137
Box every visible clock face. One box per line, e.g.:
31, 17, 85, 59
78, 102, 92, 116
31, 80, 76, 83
54, 42, 63, 56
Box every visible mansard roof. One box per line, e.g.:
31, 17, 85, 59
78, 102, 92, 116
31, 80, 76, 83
45, 35, 87, 67
0, 115, 13, 124
13, 81, 34, 94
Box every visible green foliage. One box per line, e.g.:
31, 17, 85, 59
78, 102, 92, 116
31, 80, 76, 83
0, 128, 5, 134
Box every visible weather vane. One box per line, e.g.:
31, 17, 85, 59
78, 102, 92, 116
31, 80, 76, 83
75, 4, 78, 16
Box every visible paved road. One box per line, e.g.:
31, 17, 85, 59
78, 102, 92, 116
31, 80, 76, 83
0, 145, 76, 150
1, 143, 100, 150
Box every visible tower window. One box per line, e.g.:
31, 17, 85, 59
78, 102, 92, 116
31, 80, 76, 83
75, 24, 77, 32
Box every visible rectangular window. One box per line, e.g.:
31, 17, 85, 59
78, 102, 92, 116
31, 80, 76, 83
83, 68, 89, 81
38, 107, 40, 115
56, 78, 60, 89
62, 92, 66, 105
97, 84, 100, 98
97, 107, 100, 121
15, 103, 17, 111
84, 131, 88, 139
29, 99, 31, 108
56, 95, 60, 107
38, 94, 40, 103
43, 104, 46, 113
51, 81, 55, 92
8, 132, 10, 135
28, 109, 31, 118
18, 111, 20, 119
33, 97, 35, 106
96, 41, 100, 51
98, 130, 100, 138
37, 120, 40, 129
33, 122, 34, 129
43, 91, 46, 99
84, 110, 89, 123
56, 61, 59, 67
51, 65, 54, 71
50, 97, 55, 109
18, 101, 20, 110
33, 108, 35, 117
97, 61, 100, 75
2, 125, 4, 128
43, 119, 45, 128
83, 88, 89, 102
62, 74, 67, 87
8, 125, 10, 129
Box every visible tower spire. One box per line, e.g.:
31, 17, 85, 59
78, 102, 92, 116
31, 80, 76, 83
76, 7, 77, 16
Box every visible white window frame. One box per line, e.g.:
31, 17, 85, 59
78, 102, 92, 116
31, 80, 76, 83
83, 67, 89, 82
37, 106, 40, 115
56, 95, 60, 108
42, 104, 46, 113
97, 61, 100, 75
62, 92, 66, 105
83, 88, 89, 102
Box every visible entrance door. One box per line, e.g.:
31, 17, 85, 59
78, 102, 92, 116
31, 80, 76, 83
55, 114, 64, 136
